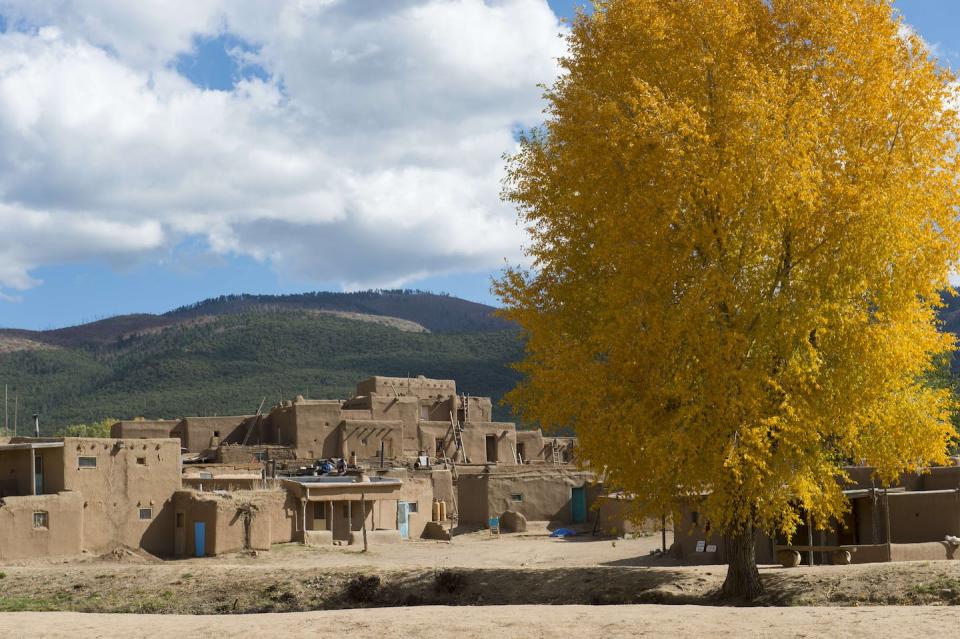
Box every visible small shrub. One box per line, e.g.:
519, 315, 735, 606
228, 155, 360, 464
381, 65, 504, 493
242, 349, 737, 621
0, 572, 6, 579
434, 570, 466, 594
346, 575, 381, 603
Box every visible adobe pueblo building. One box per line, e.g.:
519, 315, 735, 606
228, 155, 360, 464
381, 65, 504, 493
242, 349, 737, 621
0, 375, 594, 561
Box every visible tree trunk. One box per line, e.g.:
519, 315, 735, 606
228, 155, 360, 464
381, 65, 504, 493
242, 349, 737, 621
721, 522, 763, 600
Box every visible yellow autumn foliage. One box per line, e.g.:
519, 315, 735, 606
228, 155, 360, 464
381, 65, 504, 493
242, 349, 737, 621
496, 0, 960, 542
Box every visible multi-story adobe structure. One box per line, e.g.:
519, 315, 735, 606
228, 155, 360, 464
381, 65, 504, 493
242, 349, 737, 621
0, 375, 594, 562
0, 436, 181, 560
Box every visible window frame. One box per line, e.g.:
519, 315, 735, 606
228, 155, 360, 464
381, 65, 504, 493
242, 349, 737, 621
33, 511, 48, 529
139, 507, 153, 520
77, 456, 98, 469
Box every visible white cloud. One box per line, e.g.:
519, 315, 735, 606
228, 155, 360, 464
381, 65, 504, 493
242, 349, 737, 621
0, 1, 566, 298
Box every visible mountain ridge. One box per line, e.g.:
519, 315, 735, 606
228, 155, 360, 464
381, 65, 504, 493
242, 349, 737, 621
0, 290, 513, 349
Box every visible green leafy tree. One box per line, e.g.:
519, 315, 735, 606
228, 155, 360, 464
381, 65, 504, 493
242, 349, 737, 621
55, 418, 114, 438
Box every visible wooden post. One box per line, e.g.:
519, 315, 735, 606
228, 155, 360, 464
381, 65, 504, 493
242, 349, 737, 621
328, 501, 333, 532
300, 498, 307, 541
380, 441, 385, 468
361, 493, 368, 552
30, 448, 37, 495
661, 514, 667, 553
806, 512, 814, 567
884, 489, 892, 562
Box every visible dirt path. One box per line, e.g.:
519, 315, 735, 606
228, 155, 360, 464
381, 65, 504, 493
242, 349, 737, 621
1, 605, 957, 638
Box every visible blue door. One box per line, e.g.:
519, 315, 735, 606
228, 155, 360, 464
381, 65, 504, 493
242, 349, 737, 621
571, 487, 587, 523
194, 522, 206, 557
398, 502, 410, 539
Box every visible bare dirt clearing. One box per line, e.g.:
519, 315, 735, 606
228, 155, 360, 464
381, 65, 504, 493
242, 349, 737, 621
1, 531, 960, 614
1, 605, 957, 638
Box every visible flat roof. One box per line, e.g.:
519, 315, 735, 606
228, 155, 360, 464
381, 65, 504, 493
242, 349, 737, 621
0, 441, 64, 451
287, 475, 401, 486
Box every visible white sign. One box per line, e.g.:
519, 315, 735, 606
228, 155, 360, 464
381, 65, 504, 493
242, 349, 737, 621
695, 540, 706, 552
706, 544, 717, 553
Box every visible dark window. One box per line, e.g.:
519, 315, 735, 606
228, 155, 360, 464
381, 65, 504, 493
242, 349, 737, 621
313, 502, 325, 520
213, 430, 220, 437
511, 493, 523, 502
78, 456, 97, 469
516, 443, 526, 462
407, 501, 419, 513
435, 438, 445, 457
136, 457, 146, 465
33, 511, 48, 528
691, 511, 699, 525
139, 508, 153, 520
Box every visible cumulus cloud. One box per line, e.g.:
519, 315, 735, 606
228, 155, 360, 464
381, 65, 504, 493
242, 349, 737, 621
0, 0, 566, 298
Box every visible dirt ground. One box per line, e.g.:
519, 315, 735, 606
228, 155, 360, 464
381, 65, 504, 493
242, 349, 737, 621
1, 605, 958, 639
2, 529, 960, 615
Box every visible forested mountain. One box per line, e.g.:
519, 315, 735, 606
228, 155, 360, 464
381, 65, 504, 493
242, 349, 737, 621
0, 292, 523, 433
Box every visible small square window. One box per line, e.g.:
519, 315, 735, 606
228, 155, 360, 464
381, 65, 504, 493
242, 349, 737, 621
510, 493, 523, 502
253, 452, 266, 462
139, 508, 153, 520
136, 457, 146, 465
33, 511, 48, 529
78, 456, 97, 469
407, 501, 419, 513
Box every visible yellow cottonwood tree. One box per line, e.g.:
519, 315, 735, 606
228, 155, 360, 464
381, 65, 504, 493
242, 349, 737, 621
496, 0, 960, 599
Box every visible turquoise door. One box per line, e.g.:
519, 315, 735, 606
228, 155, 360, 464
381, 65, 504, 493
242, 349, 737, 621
571, 487, 587, 523
398, 502, 410, 539
194, 522, 206, 557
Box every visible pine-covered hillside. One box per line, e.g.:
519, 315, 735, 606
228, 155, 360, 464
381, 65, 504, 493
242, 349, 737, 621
0, 293, 524, 433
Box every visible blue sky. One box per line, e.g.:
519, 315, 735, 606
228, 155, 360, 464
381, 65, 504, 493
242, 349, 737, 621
0, 0, 954, 330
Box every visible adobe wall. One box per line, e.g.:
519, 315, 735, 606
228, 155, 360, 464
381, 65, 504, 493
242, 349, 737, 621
420, 397, 456, 422
456, 474, 489, 525
179, 416, 253, 453
289, 402, 345, 458
461, 396, 493, 422
485, 468, 595, 523
595, 495, 666, 537
37, 446, 66, 494
368, 396, 419, 452
417, 421, 455, 460
0, 491, 84, 561
374, 468, 454, 539
921, 467, 960, 490
340, 420, 404, 460
459, 422, 518, 465
0, 449, 33, 496
269, 406, 297, 447
515, 430, 544, 464
888, 492, 960, 543
110, 420, 178, 440
173, 489, 285, 556
356, 375, 456, 399
62, 437, 181, 556
673, 500, 776, 564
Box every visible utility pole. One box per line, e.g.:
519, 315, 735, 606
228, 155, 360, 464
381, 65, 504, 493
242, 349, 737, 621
13, 393, 17, 436
4, 384, 7, 434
